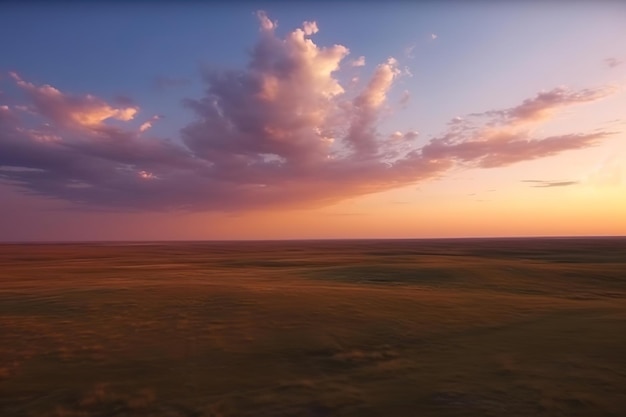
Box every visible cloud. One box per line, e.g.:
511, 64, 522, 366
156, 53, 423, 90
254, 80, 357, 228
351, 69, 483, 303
431, 34, 437, 40
388, 130, 418, 141
404, 44, 416, 60
351, 56, 366, 67
404, 131, 419, 140
604, 57, 623, 69
389, 131, 404, 141
138, 170, 157, 180
344, 57, 401, 155
422, 129, 612, 169
181, 13, 351, 164
11, 72, 138, 130
417, 85, 618, 169
521, 180, 579, 188
399, 90, 410, 108
473, 86, 615, 124
0, 12, 619, 212
256, 10, 276, 31
139, 115, 164, 133
302, 21, 319, 36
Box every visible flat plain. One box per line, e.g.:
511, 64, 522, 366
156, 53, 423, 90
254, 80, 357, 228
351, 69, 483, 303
1, 238, 625, 417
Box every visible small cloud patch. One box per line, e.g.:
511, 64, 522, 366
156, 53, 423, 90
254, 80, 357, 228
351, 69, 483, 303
522, 180, 579, 188
604, 58, 623, 69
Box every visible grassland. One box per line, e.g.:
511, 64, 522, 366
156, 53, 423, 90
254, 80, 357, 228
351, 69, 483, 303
1, 238, 625, 417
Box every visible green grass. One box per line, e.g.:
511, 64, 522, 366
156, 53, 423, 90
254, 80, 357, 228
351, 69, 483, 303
0, 238, 625, 416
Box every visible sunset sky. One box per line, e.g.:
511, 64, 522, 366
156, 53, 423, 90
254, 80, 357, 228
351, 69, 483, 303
1, 2, 625, 241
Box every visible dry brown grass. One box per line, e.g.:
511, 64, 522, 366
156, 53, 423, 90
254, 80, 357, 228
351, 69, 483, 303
0, 238, 625, 416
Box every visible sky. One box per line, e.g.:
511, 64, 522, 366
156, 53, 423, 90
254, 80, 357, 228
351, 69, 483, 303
0, 1, 625, 241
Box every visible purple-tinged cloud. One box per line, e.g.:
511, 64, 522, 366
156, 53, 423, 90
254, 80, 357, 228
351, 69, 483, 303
0, 12, 619, 212
10, 72, 138, 130
399, 90, 411, 108
422, 129, 612, 169
388, 130, 419, 141
474, 86, 615, 124
345, 57, 401, 155
421, 84, 617, 170
604, 57, 622, 69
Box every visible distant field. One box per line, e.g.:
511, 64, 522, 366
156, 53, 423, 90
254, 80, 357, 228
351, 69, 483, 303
1, 238, 625, 417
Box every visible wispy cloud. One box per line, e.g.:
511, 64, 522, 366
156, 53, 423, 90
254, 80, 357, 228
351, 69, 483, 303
422, 130, 612, 169
418, 85, 619, 169
521, 180, 579, 188
404, 44, 416, 60
139, 115, 163, 133
399, 90, 411, 108
472, 86, 615, 124
604, 57, 623, 69
351, 56, 366, 67
0, 12, 619, 212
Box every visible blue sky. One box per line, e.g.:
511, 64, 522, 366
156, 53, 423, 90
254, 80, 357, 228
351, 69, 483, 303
0, 1, 625, 240
2, 2, 623, 139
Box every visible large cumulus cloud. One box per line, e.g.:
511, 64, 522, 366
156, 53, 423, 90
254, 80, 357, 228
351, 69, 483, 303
0, 12, 619, 212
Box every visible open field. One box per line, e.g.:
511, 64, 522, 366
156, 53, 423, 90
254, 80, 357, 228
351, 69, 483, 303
1, 238, 625, 417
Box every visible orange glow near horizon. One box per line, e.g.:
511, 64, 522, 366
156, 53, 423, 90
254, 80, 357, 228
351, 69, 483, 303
1, 5, 625, 241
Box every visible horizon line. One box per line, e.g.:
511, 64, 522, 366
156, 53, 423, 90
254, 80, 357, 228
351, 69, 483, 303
1, 234, 625, 245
